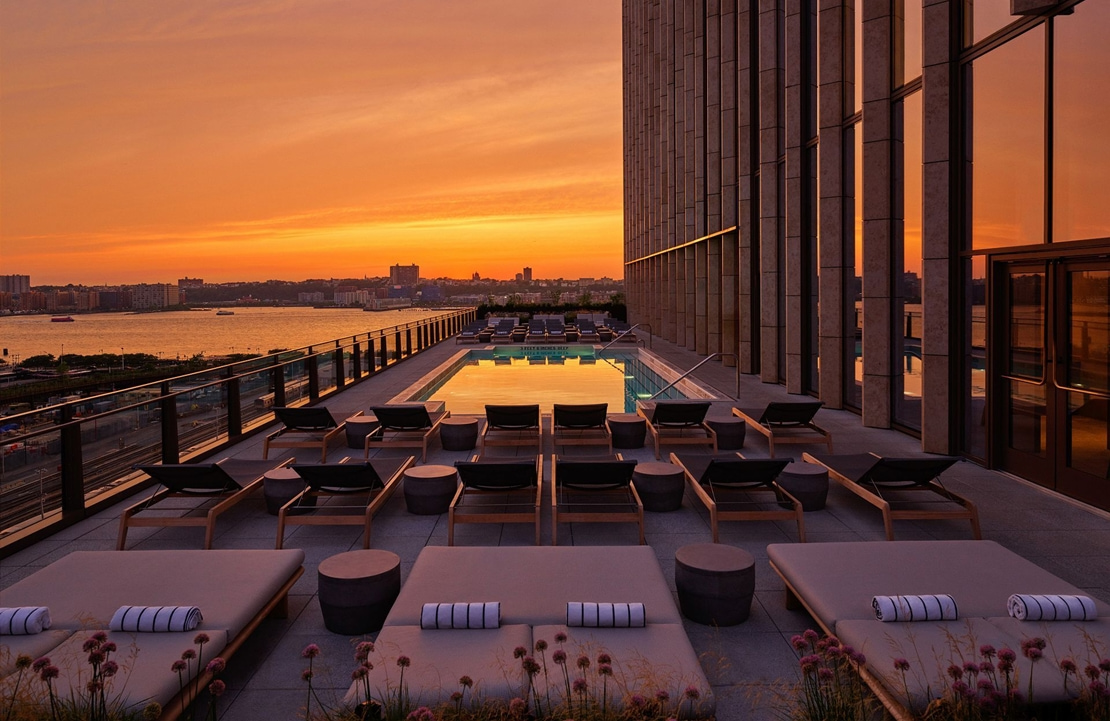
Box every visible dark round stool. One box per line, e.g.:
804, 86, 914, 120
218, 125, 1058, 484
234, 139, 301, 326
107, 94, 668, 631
706, 417, 746, 450
318, 549, 401, 635
440, 417, 479, 451
675, 543, 755, 626
263, 467, 314, 516
345, 416, 381, 449
777, 461, 829, 511
403, 464, 459, 515
633, 461, 686, 512
609, 414, 647, 449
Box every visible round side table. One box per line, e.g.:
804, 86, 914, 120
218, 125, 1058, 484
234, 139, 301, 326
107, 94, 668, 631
675, 543, 755, 626
609, 414, 647, 449
440, 417, 479, 451
263, 467, 314, 516
345, 415, 381, 449
705, 417, 746, 450
776, 461, 829, 511
318, 549, 401, 634
633, 461, 686, 512
403, 464, 459, 515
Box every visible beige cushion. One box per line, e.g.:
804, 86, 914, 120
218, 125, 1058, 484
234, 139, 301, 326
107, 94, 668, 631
986, 616, 1110, 701
386, 547, 681, 627
0, 630, 74, 678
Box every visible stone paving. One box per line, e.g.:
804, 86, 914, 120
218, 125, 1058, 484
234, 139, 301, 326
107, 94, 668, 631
3, 334, 1109, 720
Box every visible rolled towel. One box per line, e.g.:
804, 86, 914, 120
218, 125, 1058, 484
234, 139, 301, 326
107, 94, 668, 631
0, 607, 52, 635
110, 606, 202, 633
566, 602, 646, 628
1007, 594, 1098, 622
872, 594, 958, 622
420, 602, 500, 629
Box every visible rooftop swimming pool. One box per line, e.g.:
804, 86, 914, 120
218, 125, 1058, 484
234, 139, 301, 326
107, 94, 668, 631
394, 346, 718, 414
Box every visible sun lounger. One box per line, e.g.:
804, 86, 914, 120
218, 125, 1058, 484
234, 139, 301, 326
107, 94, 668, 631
551, 403, 613, 452
480, 404, 542, 453
802, 452, 980, 540
491, 319, 516, 343
365, 404, 449, 463
670, 453, 803, 543
638, 400, 717, 459
551, 455, 642, 546
545, 319, 567, 342
118, 457, 293, 550
525, 319, 546, 343
731, 402, 832, 457
575, 318, 601, 342
263, 406, 354, 463
455, 320, 488, 344
449, 455, 542, 545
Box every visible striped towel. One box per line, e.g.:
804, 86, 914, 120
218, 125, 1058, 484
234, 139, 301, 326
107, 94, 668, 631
566, 602, 646, 628
109, 605, 203, 633
872, 594, 958, 622
1007, 594, 1098, 621
0, 607, 52, 635
420, 602, 500, 629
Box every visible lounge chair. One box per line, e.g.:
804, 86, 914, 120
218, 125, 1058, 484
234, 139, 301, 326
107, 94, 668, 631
490, 319, 516, 343
449, 455, 543, 545
551, 455, 642, 545
670, 453, 803, 543
605, 319, 637, 342
637, 400, 717, 459
118, 457, 293, 550
575, 318, 601, 342
551, 403, 613, 453
525, 319, 547, 343
732, 401, 832, 457
480, 404, 542, 453
263, 406, 353, 463
455, 320, 487, 344
365, 403, 449, 463
545, 319, 567, 342
275, 456, 414, 549
802, 452, 980, 540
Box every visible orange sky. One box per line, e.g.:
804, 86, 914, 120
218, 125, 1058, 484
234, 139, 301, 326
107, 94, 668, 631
0, 1, 624, 285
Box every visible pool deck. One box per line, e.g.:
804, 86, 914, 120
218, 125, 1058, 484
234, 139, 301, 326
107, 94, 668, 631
3, 335, 1109, 720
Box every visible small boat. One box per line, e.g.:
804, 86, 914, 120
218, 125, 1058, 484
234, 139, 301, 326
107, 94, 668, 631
50, 316, 75, 322
216, 309, 235, 316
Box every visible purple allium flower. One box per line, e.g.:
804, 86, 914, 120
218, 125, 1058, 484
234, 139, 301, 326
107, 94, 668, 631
522, 657, 541, 676
459, 675, 473, 688
802, 629, 819, 642
952, 680, 971, 697
83, 638, 100, 652
893, 658, 910, 672
509, 698, 527, 714
32, 657, 50, 673
535, 639, 548, 652
799, 654, 820, 672
684, 685, 700, 700
963, 661, 980, 676
597, 652, 612, 665
977, 678, 995, 693
979, 644, 996, 659
629, 694, 646, 708
102, 642, 117, 654
1023, 646, 1043, 661
87, 679, 103, 694
172, 660, 187, 673
655, 689, 670, 702
947, 664, 964, 681
40, 665, 60, 681
826, 634, 840, 646
396, 655, 410, 668
850, 651, 866, 665
825, 645, 843, 659
301, 644, 320, 659
208, 679, 226, 697
554, 631, 567, 643
301, 668, 314, 682
1091, 680, 1108, 697
355, 641, 374, 661
15, 655, 32, 670
997, 648, 1017, 663
181, 649, 197, 661
598, 663, 613, 677
1099, 659, 1110, 673
102, 661, 119, 677
791, 635, 808, 651
450, 691, 463, 702
194, 632, 210, 645
572, 678, 588, 693
1086, 664, 1102, 680
88, 650, 106, 666
576, 654, 590, 669
205, 657, 226, 675
1060, 658, 1077, 673
91, 631, 108, 643
362, 661, 374, 672
552, 650, 567, 665
818, 667, 834, 681
980, 661, 994, 674
998, 659, 1014, 674
513, 645, 527, 659
352, 666, 368, 681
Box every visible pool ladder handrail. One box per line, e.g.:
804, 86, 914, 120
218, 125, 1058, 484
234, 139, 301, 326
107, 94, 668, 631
598, 323, 652, 352
649, 352, 739, 401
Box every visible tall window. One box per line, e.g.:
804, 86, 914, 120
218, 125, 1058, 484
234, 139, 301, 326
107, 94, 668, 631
804, 0, 819, 393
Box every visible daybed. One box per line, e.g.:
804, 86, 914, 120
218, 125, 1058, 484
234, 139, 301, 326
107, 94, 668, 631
341, 546, 714, 717
0, 549, 304, 719
767, 540, 1110, 719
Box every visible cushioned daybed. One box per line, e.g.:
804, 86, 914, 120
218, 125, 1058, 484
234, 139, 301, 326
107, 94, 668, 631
767, 541, 1110, 719
0, 549, 304, 720
343, 546, 714, 717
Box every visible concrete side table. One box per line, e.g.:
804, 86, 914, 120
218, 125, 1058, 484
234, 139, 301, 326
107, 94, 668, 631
440, 417, 479, 451
609, 414, 647, 449
263, 467, 314, 516
705, 417, 746, 450
403, 464, 459, 515
318, 549, 401, 635
345, 415, 381, 449
633, 461, 686, 512
675, 543, 755, 626
777, 461, 829, 511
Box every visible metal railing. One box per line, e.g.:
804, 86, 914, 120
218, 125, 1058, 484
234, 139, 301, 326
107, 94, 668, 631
599, 323, 653, 351
0, 308, 476, 554
649, 353, 739, 400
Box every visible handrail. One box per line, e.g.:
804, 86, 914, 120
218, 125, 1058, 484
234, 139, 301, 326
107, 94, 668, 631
599, 323, 653, 351
649, 353, 739, 400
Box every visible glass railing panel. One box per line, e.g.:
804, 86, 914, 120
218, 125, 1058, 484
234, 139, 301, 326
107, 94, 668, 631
238, 369, 273, 430
284, 359, 308, 405
177, 385, 228, 457
0, 426, 63, 532
317, 354, 337, 395
84, 401, 162, 498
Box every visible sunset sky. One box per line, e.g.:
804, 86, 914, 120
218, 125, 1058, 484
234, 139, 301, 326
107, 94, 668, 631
0, 1, 624, 285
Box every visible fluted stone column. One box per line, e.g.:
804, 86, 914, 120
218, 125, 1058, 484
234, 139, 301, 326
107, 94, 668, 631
758, 0, 784, 383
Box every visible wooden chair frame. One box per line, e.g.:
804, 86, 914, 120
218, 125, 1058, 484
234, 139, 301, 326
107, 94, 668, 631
480, 404, 543, 453
448, 455, 543, 545
263, 407, 355, 464
732, 402, 833, 458
551, 403, 613, 453
364, 404, 450, 463
638, 401, 717, 459
551, 455, 643, 546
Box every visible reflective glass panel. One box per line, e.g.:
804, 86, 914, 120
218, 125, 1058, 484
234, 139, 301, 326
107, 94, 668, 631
1008, 380, 1047, 457
1067, 270, 1109, 395
1008, 271, 1045, 379
850, 124, 863, 407
897, 0, 922, 84
964, 0, 1018, 47
896, 92, 922, 429
963, 256, 987, 459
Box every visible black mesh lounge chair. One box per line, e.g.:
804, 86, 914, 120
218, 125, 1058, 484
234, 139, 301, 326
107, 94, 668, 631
491, 319, 516, 343
552, 403, 612, 453
551, 455, 642, 546
545, 319, 567, 342
276, 456, 414, 549
365, 404, 450, 463
456, 320, 487, 344
576, 319, 601, 342
525, 319, 547, 343
801, 452, 979, 540
670, 453, 803, 543
481, 404, 542, 453
450, 455, 543, 545
637, 400, 717, 459
263, 406, 353, 464
118, 458, 293, 550
732, 402, 833, 457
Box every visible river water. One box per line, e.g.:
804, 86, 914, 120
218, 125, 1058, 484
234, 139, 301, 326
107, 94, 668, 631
0, 307, 449, 363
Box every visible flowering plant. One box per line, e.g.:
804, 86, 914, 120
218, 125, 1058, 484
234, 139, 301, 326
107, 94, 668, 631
784, 629, 874, 721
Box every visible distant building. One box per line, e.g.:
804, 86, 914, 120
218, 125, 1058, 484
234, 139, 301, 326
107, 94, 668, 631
0, 275, 30, 295
523, 267, 532, 282
515, 273, 524, 282
472, 272, 481, 281
178, 277, 204, 288
334, 289, 370, 306
420, 286, 443, 302
298, 291, 326, 303
390, 264, 419, 286
129, 283, 180, 309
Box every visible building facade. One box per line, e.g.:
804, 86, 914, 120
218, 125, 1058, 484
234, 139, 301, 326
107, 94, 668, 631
623, 0, 1110, 511
0, 275, 31, 295
390, 264, 420, 286
129, 283, 180, 309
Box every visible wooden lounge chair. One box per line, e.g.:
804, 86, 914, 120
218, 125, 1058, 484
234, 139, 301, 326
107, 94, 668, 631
276, 456, 414, 549
801, 452, 980, 540
670, 453, 804, 543
365, 404, 450, 463
525, 319, 547, 343
551, 403, 613, 453
450, 455, 543, 545
638, 400, 717, 459
481, 404, 542, 453
575, 319, 601, 342
455, 320, 487, 344
263, 406, 353, 463
732, 402, 832, 457
118, 457, 294, 550
551, 455, 642, 546
491, 319, 516, 343
545, 319, 567, 342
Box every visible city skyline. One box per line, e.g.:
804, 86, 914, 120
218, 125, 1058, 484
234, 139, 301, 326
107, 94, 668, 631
0, 1, 624, 285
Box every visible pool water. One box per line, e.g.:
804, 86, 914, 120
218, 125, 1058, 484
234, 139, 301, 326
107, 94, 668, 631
398, 346, 710, 415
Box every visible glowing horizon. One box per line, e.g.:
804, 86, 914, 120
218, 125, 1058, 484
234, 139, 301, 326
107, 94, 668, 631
0, 1, 624, 285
